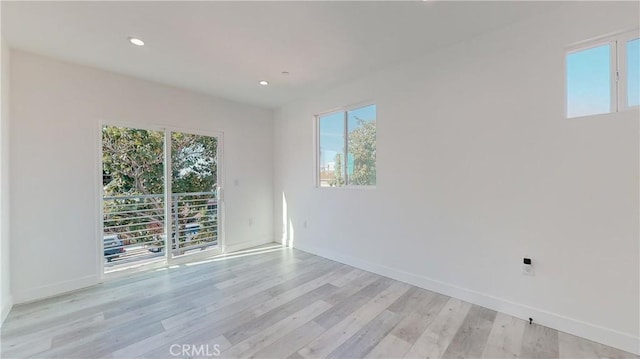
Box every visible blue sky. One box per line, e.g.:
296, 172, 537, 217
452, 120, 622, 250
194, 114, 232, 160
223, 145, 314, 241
319, 111, 344, 169
566, 44, 611, 118
627, 38, 639, 107
319, 105, 376, 169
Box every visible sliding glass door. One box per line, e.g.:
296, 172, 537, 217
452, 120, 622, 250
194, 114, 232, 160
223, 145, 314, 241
101, 125, 222, 273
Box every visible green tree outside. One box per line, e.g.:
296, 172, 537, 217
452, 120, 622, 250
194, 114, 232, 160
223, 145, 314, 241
348, 118, 376, 186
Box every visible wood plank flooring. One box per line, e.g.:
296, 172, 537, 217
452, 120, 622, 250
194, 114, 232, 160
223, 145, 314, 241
0, 245, 637, 359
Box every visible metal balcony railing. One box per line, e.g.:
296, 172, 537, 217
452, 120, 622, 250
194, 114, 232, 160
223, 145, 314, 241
102, 191, 218, 269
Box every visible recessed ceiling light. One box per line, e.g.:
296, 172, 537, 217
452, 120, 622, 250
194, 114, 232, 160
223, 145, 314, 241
259, 80, 269, 86
128, 37, 145, 46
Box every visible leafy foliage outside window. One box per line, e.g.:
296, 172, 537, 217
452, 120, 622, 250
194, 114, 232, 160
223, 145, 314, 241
348, 118, 376, 186
102, 127, 217, 196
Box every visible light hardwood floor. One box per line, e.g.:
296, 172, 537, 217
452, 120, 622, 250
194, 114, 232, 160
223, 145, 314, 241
0, 245, 637, 359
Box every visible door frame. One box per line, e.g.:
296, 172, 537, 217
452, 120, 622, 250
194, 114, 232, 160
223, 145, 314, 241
165, 126, 225, 265
96, 121, 225, 280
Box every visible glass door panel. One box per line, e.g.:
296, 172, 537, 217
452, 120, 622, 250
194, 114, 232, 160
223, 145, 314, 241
102, 126, 166, 272
170, 131, 220, 258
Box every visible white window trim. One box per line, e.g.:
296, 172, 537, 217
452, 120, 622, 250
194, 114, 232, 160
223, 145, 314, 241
314, 102, 377, 189
565, 29, 639, 119
618, 30, 640, 111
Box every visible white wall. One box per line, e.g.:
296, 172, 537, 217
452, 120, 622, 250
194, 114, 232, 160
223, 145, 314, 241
0, 38, 12, 324
274, 2, 639, 354
10, 50, 274, 303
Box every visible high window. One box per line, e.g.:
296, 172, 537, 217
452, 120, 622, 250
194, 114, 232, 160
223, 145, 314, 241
566, 30, 639, 118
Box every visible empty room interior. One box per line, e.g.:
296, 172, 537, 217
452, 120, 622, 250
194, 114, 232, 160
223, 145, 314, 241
0, 1, 639, 358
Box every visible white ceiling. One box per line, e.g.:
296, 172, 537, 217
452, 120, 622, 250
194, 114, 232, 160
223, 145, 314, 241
2, 1, 559, 109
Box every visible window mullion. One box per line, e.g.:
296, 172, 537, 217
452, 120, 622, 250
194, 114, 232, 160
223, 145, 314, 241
613, 39, 621, 112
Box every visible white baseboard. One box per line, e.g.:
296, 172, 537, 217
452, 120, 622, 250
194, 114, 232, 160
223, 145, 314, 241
13, 240, 273, 304
294, 242, 640, 356
225, 238, 273, 254
0, 295, 12, 327
13, 275, 99, 305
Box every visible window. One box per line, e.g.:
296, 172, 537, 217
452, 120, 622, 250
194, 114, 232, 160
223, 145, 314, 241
317, 104, 376, 187
566, 30, 639, 118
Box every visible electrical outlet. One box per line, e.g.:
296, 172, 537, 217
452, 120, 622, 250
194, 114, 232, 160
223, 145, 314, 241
248, 218, 253, 227
303, 220, 308, 229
